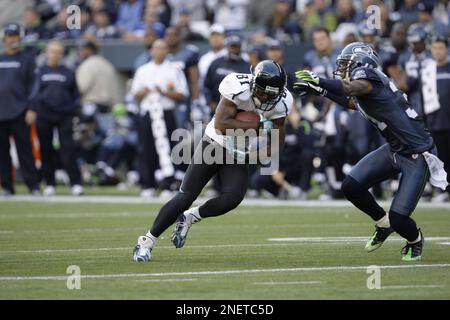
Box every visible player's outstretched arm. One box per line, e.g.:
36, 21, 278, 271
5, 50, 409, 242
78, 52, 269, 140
341, 79, 373, 96
214, 97, 259, 134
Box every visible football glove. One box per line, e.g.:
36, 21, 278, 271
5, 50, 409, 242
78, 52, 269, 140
293, 70, 326, 97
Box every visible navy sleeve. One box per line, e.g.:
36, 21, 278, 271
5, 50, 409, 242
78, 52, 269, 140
25, 54, 37, 106
28, 67, 42, 111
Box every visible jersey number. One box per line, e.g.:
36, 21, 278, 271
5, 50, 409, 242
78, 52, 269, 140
236, 74, 250, 86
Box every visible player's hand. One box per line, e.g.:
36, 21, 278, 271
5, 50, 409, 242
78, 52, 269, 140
25, 110, 37, 125
294, 70, 325, 96
295, 70, 320, 85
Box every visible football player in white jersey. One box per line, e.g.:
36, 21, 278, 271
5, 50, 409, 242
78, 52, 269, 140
133, 60, 293, 262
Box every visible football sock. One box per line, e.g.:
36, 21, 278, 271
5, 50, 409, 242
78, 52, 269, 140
389, 210, 419, 242
145, 232, 157, 244
376, 214, 390, 228
407, 231, 422, 244
341, 176, 386, 221
185, 206, 202, 221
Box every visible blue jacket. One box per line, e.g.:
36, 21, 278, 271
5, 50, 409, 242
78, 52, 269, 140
29, 65, 80, 120
0, 50, 36, 121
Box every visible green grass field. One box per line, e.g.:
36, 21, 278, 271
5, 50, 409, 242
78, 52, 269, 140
0, 200, 449, 299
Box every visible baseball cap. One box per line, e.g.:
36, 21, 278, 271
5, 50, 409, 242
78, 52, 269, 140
3, 23, 21, 37
418, 2, 434, 14
209, 24, 225, 35
267, 39, 282, 50
225, 35, 241, 46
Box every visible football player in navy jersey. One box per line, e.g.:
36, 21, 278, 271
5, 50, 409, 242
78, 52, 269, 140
294, 42, 448, 261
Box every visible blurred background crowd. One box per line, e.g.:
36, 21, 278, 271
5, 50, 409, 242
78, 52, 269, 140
0, 0, 449, 202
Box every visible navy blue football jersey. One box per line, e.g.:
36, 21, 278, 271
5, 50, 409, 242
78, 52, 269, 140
350, 67, 434, 154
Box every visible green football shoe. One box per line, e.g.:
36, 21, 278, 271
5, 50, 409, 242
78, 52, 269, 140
365, 226, 394, 252
401, 229, 424, 261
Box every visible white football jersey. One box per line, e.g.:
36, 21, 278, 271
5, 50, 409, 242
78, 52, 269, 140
205, 72, 293, 149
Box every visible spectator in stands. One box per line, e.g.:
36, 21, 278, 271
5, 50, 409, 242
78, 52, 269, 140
145, 0, 172, 27
133, 22, 166, 71
164, 26, 200, 128
390, 22, 410, 64
50, 6, 83, 39
206, 0, 250, 32
359, 24, 400, 79
248, 44, 265, 68
433, 0, 450, 27
76, 41, 121, 114
204, 34, 251, 112
0, 23, 40, 196
418, 1, 449, 37
300, 0, 337, 40
22, 6, 50, 42
303, 27, 346, 200
198, 24, 227, 87
169, 0, 207, 25
397, 0, 420, 26
195, 24, 227, 123
265, 39, 296, 92
131, 39, 189, 198
116, 0, 145, 35
336, 0, 359, 24
84, 9, 121, 40
428, 37, 450, 202
175, 7, 205, 41
399, 24, 433, 117
30, 40, 83, 196
95, 104, 138, 186
266, 0, 301, 43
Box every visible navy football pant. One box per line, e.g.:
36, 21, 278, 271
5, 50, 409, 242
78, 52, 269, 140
150, 139, 248, 237
342, 144, 432, 242
346, 143, 430, 216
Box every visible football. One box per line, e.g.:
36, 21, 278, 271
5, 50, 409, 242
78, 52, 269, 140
235, 111, 260, 122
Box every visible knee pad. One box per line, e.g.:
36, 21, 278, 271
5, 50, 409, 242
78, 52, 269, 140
341, 175, 363, 198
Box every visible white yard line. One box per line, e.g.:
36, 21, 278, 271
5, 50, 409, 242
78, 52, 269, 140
1, 264, 449, 281
381, 285, 445, 289
2, 195, 450, 209
253, 281, 323, 285
2, 236, 450, 254
132, 278, 199, 283
268, 236, 450, 242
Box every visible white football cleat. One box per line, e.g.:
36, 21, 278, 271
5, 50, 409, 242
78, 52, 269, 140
171, 207, 201, 248
71, 185, 84, 196
133, 236, 155, 262
140, 188, 155, 199
44, 185, 56, 197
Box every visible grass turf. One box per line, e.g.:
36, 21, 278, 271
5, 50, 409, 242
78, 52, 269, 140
0, 201, 449, 299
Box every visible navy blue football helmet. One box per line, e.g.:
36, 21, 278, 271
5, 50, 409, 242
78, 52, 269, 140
333, 42, 380, 79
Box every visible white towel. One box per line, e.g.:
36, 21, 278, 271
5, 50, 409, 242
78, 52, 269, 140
422, 152, 449, 190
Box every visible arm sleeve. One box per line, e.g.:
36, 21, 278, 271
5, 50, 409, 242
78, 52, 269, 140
26, 55, 37, 105
28, 68, 41, 111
